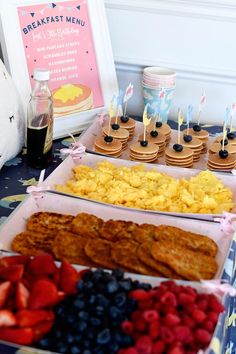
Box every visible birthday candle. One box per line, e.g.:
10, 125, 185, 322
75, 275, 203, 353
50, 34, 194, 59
154, 106, 160, 130
178, 109, 184, 144
197, 92, 206, 125
230, 102, 236, 132
143, 104, 151, 141
108, 100, 116, 135
222, 121, 227, 151
123, 83, 134, 117
159, 89, 165, 122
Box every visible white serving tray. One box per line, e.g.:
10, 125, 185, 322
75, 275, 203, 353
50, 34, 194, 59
0, 191, 234, 283
78, 115, 217, 170
43, 153, 236, 221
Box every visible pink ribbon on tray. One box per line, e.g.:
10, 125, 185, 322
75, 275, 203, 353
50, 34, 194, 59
60, 139, 86, 162
201, 279, 236, 299
26, 169, 49, 200
214, 212, 236, 236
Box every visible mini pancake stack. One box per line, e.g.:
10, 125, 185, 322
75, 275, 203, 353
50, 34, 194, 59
138, 130, 166, 157
180, 134, 203, 162
147, 121, 171, 145
94, 136, 122, 157
165, 144, 194, 168
111, 116, 136, 141
129, 140, 159, 163
209, 141, 236, 155
103, 122, 129, 150
207, 148, 236, 171
183, 125, 209, 154
215, 131, 236, 146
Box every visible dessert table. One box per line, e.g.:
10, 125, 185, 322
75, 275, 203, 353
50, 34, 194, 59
0, 118, 235, 354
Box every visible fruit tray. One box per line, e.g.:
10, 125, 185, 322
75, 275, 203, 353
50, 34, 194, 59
0, 250, 232, 354
0, 192, 235, 283
78, 116, 217, 170
43, 152, 236, 221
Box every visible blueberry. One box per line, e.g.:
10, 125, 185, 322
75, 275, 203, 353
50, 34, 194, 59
114, 292, 127, 308
56, 342, 69, 353
84, 281, 93, 292
78, 311, 89, 321
150, 130, 158, 137
108, 341, 120, 353
121, 335, 134, 346
114, 331, 123, 344
66, 333, 75, 344
76, 280, 84, 291
107, 280, 119, 294
109, 306, 122, 320
75, 334, 82, 343
68, 314, 76, 324
74, 299, 86, 309
140, 140, 148, 147
111, 268, 124, 280
193, 124, 201, 132
227, 132, 236, 140
104, 135, 113, 143
156, 121, 162, 128
97, 328, 111, 345
89, 317, 102, 327
83, 350, 92, 354
121, 115, 129, 123
83, 340, 91, 348
111, 123, 120, 130
71, 346, 81, 354
119, 279, 132, 291
95, 305, 105, 316
38, 337, 51, 348
183, 134, 192, 143
138, 282, 152, 291
173, 144, 183, 152
88, 295, 96, 305
219, 149, 229, 158
82, 271, 93, 282
220, 139, 228, 146
55, 306, 65, 316
96, 294, 110, 308
75, 319, 88, 333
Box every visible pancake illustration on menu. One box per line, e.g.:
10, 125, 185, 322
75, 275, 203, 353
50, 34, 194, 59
52, 83, 93, 116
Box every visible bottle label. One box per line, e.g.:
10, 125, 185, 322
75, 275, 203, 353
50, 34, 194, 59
43, 114, 53, 154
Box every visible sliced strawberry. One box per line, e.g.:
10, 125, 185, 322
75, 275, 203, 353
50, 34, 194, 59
15, 282, 30, 310
0, 264, 24, 282
32, 320, 54, 342
59, 259, 78, 295
28, 279, 59, 310
0, 255, 30, 267
0, 281, 11, 308
0, 327, 33, 345
0, 310, 17, 327
16, 309, 54, 327
28, 254, 57, 276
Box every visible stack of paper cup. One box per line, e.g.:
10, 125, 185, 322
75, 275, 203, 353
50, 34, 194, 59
142, 67, 176, 123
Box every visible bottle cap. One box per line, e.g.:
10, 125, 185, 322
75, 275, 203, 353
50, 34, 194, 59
33, 68, 50, 81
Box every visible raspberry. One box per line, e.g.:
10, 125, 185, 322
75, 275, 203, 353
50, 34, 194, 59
129, 289, 151, 302
135, 335, 152, 354
118, 348, 138, 354
184, 303, 197, 315
154, 302, 161, 311
152, 340, 166, 354
184, 286, 197, 298
195, 328, 211, 345
160, 292, 177, 307
164, 313, 181, 327
202, 320, 215, 332
192, 309, 207, 323
196, 299, 208, 311
131, 311, 142, 322
181, 315, 195, 329
174, 326, 192, 343
122, 320, 134, 335
168, 346, 185, 354
143, 310, 159, 322
162, 305, 178, 315
138, 300, 153, 311
149, 320, 160, 339
208, 296, 224, 313
160, 326, 175, 344
207, 311, 219, 324
178, 293, 195, 305
133, 319, 147, 333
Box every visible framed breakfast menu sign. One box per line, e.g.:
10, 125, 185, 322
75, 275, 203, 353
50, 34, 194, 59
0, 0, 118, 138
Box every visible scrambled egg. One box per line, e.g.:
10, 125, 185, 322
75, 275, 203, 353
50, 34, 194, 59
55, 161, 235, 214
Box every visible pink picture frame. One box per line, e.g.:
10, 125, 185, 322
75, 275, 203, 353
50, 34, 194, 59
0, 0, 118, 138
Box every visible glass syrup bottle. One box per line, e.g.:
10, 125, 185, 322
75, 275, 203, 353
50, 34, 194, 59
27, 69, 53, 169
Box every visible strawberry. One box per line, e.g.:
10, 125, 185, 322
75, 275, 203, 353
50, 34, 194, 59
0, 264, 24, 282
28, 254, 57, 276
32, 320, 54, 342
28, 279, 59, 309
59, 259, 78, 295
16, 309, 54, 327
0, 327, 33, 345
0, 255, 30, 267
0, 281, 11, 308
15, 282, 30, 310
0, 310, 17, 327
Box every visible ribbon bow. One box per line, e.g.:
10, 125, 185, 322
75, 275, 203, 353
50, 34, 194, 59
60, 141, 86, 162
201, 279, 236, 298
26, 169, 48, 199
214, 212, 236, 236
